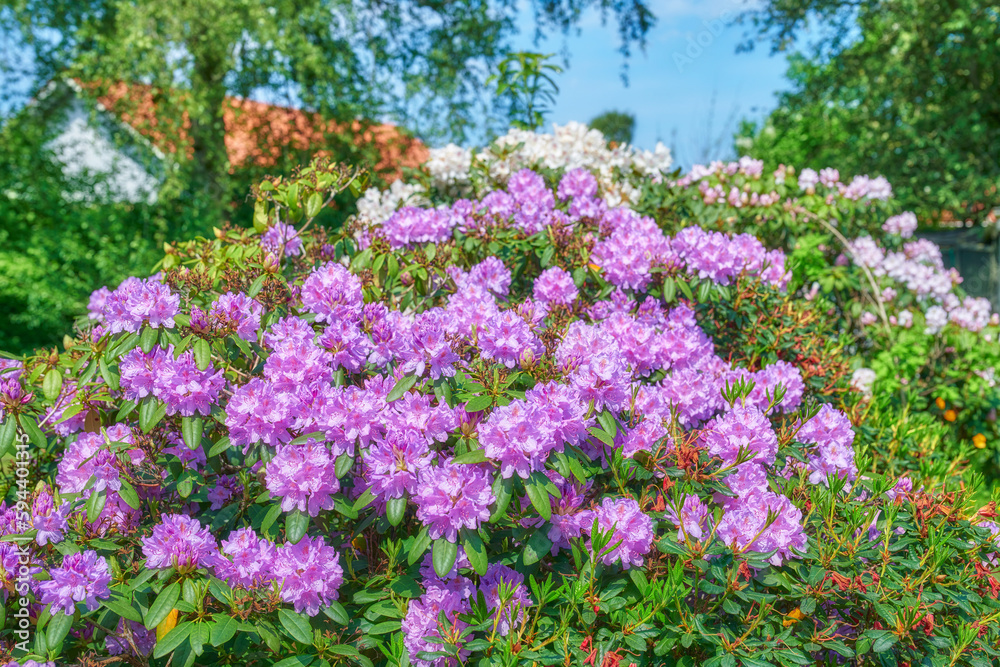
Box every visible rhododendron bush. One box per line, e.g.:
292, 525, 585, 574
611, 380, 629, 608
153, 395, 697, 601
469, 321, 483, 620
2, 134, 1000, 667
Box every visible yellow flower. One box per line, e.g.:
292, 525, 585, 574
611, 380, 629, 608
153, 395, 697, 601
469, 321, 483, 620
783, 608, 807, 627
974, 433, 987, 449
935, 397, 946, 410
944, 409, 957, 422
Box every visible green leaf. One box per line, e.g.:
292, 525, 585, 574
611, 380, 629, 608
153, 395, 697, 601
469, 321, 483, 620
462, 530, 488, 575
86, 489, 107, 523
260, 503, 283, 536
386, 496, 406, 527
98, 355, 120, 390
118, 480, 141, 510
153, 622, 193, 659
193, 339, 212, 371
662, 276, 677, 303
588, 426, 615, 448
278, 608, 314, 645
0, 418, 16, 458
285, 510, 310, 544
273, 657, 315, 667
144, 582, 180, 630
335, 452, 354, 478
18, 414, 46, 448
247, 274, 267, 298
523, 529, 552, 566
408, 526, 432, 566
42, 369, 63, 401
103, 594, 142, 623
46, 611, 73, 648
463, 394, 493, 412
322, 601, 350, 625
452, 448, 487, 465
432, 539, 459, 577
388, 576, 423, 598
138, 398, 166, 433
387, 374, 418, 402
333, 495, 359, 519
306, 192, 323, 218
352, 488, 376, 511
139, 326, 159, 354
181, 416, 203, 450
677, 279, 694, 301
524, 472, 552, 521
208, 437, 231, 457
871, 631, 897, 653
697, 280, 712, 303
210, 615, 238, 647
489, 475, 514, 523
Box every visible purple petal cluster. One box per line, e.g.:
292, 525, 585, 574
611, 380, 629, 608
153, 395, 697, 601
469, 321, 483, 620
671, 227, 790, 289
209, 292, 263, 340
273, 535, 344, 616
480, 563, 533, 635
119, 346, 225, 416
533, 266, 578, 306
300, 261, 364, 323
402, 582, 471, 667
582, 497, 653, 569
261, 221, 303, 257
797, 405, 857, 484
382, 206, 457, 248
213, 528, 276, 589
266, 441, 340, 516
716, 490, 807, 565
141, 514, 218, 571
38, 550, 111, 615
702, 405, 778, 466
99, 277, 180, 333
478, 310, 543, 368
414, 460, 494, 542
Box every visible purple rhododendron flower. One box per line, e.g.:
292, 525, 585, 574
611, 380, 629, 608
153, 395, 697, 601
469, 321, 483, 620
480, 563, 533, 635
101, 277, 180, 333
213, 528, 276, 589
402, 582, 471, 667
261, 221, 303, 257
265, 441, 340, 516
210, 292, 263, 340
141, 514, 218, 571
414, 459, 494, 542
582, 497, 654, 569
38, 550, 111, 615
716, 490, 807, 566
105, 618, 156, 657
703, 405, 779, 467
533, 266, 578, 306
273, 535, 343, 616
300, 261, 364, 324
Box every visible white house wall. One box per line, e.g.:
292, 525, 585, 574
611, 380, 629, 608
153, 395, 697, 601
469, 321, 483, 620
46, 98, 161, 204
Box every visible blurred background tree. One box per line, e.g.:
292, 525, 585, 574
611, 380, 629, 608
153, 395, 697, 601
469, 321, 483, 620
733, 0, 1000, 224
589, 110, 635, 145
0, 0, 655, 354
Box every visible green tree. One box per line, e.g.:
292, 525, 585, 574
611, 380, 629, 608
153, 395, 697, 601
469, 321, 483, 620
1, 0, 655, 211
734, 0, 1000, 223
589, 109, 635, 145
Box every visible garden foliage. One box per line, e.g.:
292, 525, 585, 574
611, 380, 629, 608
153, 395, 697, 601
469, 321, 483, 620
2, 126, 1000, 667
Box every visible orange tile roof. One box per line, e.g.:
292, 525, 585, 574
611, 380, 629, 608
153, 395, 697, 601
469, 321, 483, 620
82, 81, 427, 178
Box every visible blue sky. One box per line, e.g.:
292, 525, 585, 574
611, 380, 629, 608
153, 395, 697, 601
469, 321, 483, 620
511, 0, 792, 168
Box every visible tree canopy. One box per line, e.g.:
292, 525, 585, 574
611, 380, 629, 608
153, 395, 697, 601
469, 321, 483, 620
1, 0, 655, 208
589, 109, 635, 145
734, 0, 1000, 224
